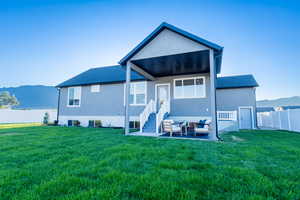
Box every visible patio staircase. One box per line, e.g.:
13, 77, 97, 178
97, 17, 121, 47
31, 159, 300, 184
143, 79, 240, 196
139, 100, 170, 134
142, 113, 156, 133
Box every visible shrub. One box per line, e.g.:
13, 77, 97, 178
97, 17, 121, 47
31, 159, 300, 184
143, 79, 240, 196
43, 112, 49, 125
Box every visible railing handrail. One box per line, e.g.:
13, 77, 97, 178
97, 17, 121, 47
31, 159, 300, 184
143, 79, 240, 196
217, 111, 237, 121
156, 101, 169, 134
139, 99, 155, 133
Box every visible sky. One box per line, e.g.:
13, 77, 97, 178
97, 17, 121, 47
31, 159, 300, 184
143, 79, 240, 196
0, 0, 299, 100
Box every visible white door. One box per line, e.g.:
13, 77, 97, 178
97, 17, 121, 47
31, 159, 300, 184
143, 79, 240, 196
239, 108, 253, 129
156, 84, 170, 111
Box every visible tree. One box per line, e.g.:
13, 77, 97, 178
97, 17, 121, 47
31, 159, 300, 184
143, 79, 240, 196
0, 91, 19, 108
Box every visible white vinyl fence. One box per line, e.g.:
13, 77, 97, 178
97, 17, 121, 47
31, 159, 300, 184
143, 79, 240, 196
217, 110, 239, 132
257, 109, 300, 132
0, 109, 57, 124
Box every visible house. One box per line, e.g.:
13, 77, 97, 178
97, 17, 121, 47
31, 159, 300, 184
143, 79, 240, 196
57, 22, 259, 140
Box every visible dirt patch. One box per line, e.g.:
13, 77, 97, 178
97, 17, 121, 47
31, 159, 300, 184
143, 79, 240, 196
232, 135, 245, 142
0, 132, 23, 136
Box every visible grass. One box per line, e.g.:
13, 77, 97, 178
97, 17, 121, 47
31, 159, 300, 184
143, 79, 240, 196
0, 125, 300, 200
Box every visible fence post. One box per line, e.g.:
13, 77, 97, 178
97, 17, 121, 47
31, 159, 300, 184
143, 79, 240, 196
287, 109, 292, 131
270, 112, 273, 128
278, 111, 282, 130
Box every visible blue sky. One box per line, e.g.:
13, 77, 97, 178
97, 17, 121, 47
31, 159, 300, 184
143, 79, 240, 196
1, 0, 299, 100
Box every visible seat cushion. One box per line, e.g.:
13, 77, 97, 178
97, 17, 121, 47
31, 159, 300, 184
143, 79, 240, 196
195, 127, 209, 132
198, 120, 206, 128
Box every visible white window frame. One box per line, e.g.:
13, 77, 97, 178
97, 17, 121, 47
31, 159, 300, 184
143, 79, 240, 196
173, 76, 206, 99
124, 81, 147, 106
91, 84, 100, 93
67, 86, 81, 107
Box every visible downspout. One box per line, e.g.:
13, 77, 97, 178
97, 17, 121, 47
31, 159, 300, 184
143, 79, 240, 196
214, 53, 222, 141
56, 88, 61, 124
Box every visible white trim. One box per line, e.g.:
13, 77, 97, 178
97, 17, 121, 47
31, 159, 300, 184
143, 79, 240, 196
123, 81, 147, 106
238, 106, 254, 129
173, 76, 206, 99
155, 83, 171, 113
67, 86, 81, 107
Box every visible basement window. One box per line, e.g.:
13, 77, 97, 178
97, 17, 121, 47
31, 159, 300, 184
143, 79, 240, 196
129, 121, 140, 129
68, 120, 80, 127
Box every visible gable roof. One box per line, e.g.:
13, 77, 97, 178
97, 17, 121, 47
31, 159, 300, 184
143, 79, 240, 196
57, 66, 258, 89
119, 22, 223, 66
56, 65, 146, 88
216, 75, 259, 89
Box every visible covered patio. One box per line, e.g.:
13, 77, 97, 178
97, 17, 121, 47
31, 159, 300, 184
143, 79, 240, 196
119, 22, 223, 140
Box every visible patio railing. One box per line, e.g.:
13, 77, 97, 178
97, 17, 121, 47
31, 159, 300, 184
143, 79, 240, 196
139, 99, 155, 133
217, 111, 237, 121
156, 101, 170, 134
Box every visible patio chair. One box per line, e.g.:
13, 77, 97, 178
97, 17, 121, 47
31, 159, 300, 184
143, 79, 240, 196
162, 120, 183, 137
194, 120, 211, 136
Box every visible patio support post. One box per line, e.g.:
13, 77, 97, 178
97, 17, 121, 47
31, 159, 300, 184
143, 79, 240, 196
209, 49, 218, 140
125, 62, 132, 135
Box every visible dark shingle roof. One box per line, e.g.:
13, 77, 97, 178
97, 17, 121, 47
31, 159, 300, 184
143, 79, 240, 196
57, 66, 258, 89
57, 65, 146, 88
257, 107, 275, 113
216, 75, 259, 89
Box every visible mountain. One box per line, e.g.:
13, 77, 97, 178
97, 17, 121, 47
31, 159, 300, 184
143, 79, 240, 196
257, 96, 300, 107
0, 85, 58, 109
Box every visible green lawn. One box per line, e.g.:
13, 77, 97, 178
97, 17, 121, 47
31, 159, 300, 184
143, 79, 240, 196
0, 125, 299, 200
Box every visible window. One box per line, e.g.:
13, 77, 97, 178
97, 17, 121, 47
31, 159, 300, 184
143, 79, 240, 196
88, 120, 102, 127
88, 120, 95, 127
68, 120, 73, 126
68, 120, 80, 126
95, 120, 102, 128
174, 77, 205, 98
91, 85, 100, 93
124, 82, 147, 105
68, 87, 81, 106
129, 121, 140, 129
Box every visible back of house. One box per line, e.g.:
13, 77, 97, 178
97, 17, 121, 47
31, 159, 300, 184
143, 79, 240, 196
57, 22, 259, 137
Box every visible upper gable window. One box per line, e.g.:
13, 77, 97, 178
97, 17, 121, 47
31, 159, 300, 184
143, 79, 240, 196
174, 77, 206, 99
91, 85, 100, 93
68, 87, 81, 107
